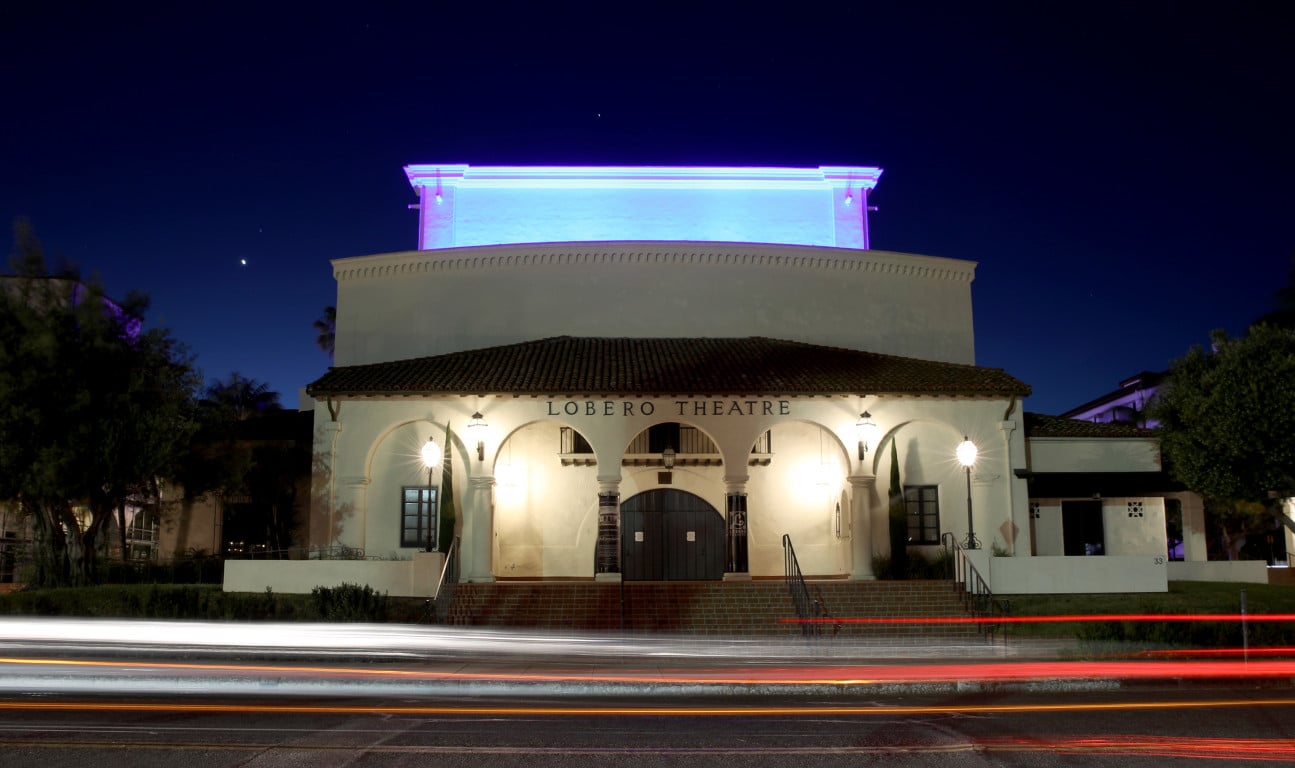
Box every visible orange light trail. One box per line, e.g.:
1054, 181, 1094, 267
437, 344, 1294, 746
978, 735, 1295, 761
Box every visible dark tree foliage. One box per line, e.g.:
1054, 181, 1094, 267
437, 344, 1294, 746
438, 421, 456, 554
1150, 324, 1295, 504
887, 438, 908, 579
0, 220, 201, 585
313, 306, 335, 360
177, 375, 307, 558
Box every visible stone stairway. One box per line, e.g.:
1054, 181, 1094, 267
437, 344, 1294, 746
445, 579, 984, 639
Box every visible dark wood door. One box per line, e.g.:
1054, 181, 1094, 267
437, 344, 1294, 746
621, 489, 724, 581
1062, 500, 1105, 556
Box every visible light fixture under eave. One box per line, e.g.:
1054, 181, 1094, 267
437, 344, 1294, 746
467, 411, 488, 461
855, 411, 879, 461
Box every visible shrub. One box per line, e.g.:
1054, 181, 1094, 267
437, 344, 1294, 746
310, 583, 389, 622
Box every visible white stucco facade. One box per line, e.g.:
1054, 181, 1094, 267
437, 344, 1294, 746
332, 242, 977, 370
300, 394, 1029, 584
224, 164, 1209, 598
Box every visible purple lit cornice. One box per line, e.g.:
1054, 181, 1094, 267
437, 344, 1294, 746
404, 164, 883, 191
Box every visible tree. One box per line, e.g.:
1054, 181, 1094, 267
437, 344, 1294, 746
887, 438, 908, 579
1149, 324, 1295, 503
438, 422, 456, 554
204, 372, 281, 422
0, 219, 201, 585
313, 306, 336, 360
177, 375, 307, 559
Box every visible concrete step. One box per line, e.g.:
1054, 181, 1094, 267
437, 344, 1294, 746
446, 580, 985, 638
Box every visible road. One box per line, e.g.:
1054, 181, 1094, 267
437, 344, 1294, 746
2, 619, 1294, 764
2, 686, 1294, 766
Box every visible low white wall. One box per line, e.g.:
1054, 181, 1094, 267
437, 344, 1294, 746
1167, 559, 1268, 584
224, 553, 445, 598
990, 555, 1167, 594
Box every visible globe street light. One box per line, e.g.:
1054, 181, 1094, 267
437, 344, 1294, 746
956, 436, 979, 550
420, 436, 440, 552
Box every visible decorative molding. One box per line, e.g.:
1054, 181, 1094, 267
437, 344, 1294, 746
333, 243, 975, 284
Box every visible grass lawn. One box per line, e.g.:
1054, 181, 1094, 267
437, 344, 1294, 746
1001, 581, 1295, 646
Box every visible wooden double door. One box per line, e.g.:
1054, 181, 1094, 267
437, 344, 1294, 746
620, 489, 725, 581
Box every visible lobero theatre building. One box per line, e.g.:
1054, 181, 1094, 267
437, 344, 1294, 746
225, 164, 1220, 599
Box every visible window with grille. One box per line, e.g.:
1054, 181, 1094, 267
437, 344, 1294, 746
401, 486, 438, 549
904, 485, 941, 544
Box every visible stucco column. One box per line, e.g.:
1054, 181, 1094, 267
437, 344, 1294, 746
318, 418, 344, 549
594, 476, 621, 580
336, 475, 370, 552
724, 477, 750, 580
1176, 492, 1208, 562
847, 474, 876, 580
1001, 419, 1031, 556
462, 474, 495, 582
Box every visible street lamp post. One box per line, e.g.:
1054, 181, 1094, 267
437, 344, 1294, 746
421, 436, 440, 552
956, 436, 979, 550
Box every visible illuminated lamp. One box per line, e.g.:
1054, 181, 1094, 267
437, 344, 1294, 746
855, 412, 879, 461
956, 436, 979, 550
467, 411, 488, 461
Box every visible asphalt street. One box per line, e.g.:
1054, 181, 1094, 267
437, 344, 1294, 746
1, 686, 1293, 766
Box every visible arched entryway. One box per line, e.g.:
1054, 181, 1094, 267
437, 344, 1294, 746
620, 489, 725, 580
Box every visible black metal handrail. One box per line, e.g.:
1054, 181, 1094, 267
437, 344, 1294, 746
433, 536, 461, 624
941, 532, 1010, 644
783, 534, 833, 639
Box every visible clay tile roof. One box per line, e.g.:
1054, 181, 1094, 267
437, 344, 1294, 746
308, 337, 1031, 398
1024, 411, 1155, 438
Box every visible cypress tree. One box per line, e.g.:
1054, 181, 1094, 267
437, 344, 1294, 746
438, 422, 456, 554
888, 438, 908, 579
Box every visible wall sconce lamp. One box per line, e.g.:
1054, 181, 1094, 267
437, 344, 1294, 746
662, 446, 676, 470
467, 411, 487, 461
855, 412, 879, 461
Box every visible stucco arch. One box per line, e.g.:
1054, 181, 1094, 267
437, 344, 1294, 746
742, 417, 854, 578
354, 417, 473, 558
489, 418, 600, 579
362, 417, 471, 484
621, 418, 723, 457
489, 418, 596, 474
872, 416, 988, 553
874, 417, 977, 489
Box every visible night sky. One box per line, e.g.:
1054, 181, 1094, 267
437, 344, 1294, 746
4, 3, 1291, 415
